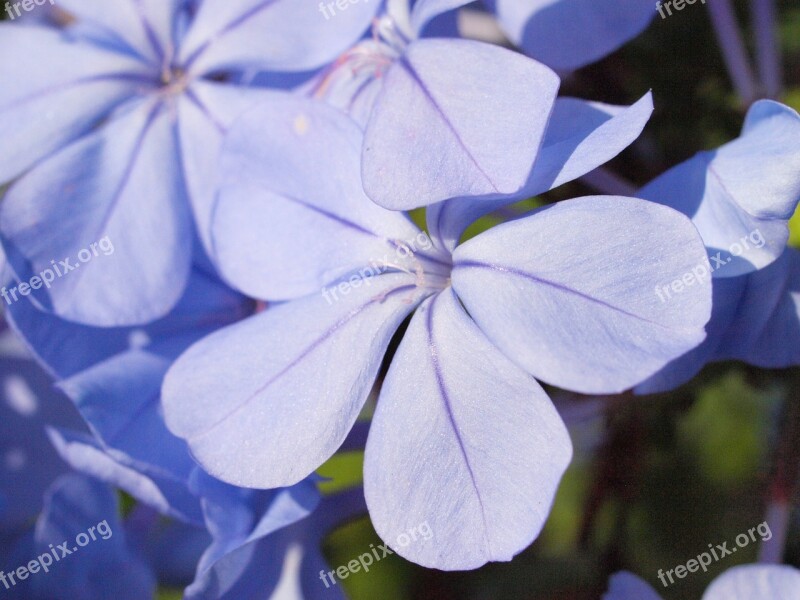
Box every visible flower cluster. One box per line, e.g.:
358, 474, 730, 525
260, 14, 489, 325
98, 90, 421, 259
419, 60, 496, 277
0, 0, 798, 598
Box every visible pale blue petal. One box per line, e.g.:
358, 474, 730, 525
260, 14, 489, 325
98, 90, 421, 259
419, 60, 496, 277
214, 94, 433, 300
58, 0, 182, 62
716, 248, 800, 367
639, 100, 800, 278
452, 196, 712, 393
163, 272, 424, 489
0, 101, 192, 326
428, 93, 654, 251
57, 350, 197, 480
718, 100, 800, 221
365, 289, 572, 569
490, 0, 655, 71
363, 38, 559, 209
178, 82, 290, 251
186, 480, 319, 600
528, 94, 654, 193
634, 275, 747, 394
0, 24, 154, 182
179, 0, 379, 75
5, 267, 253, 379
703, 564, 800, 600
47, 427, 204, 525
603, 571, 662, 600
410, 0, 474, 33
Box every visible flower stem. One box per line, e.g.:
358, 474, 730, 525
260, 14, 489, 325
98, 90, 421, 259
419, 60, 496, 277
758, 384, 800, 563
751, 0, 783, 98
707, 0, 760, 106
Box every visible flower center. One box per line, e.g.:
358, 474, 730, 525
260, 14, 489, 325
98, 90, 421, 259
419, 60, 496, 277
384, 236, 452, 294
160, 65, 191, 96
309, 8, 414, 105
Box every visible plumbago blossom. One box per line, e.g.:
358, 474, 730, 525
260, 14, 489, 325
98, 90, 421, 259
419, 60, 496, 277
307, 0, 654, 212
484, 0, 656, 71
635, 100, 800, 393
4, 263, 367, 598
603, 564, 800, 599
0, 0, 378, 327
162, 95, 712, 570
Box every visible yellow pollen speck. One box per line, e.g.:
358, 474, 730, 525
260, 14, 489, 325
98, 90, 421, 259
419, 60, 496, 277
293, 115, 310, 135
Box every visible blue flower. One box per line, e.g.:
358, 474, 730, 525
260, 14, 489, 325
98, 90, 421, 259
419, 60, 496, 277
604, 564, 800, 599
0, 0, 378, 326
307, 0, 654, 212
635, 100, 800, 393
162, 96, 713, 570
485, 0, 656, 71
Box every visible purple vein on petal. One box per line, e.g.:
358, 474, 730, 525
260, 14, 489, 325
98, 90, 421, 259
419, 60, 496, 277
0, 73, 158, 114
184, 87, 226, 134
132, 0, 166, 63
253, 190, 408, 244
397, 55, 501, 194
453, 259, 680, 329
66, 102, 164, 291
424, 294, 493, 553
190, 283, 418, 441
182, 0, 279, 71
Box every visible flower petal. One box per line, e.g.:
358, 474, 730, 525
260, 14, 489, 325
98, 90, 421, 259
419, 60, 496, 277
58, 351, 197, 481
639, 100, 800, 278
364, 289, 572, 570
179, 0, 379, 75
163, 273, 422, 489
603, 571, 662, 600
363, 38, 559, 209
47, 427, 204, 525
634, 275, 747, 394
716, 247, 800, 367
703, 564, 800, 600
410, 0, 474, 34
428, 93, 654, 251
187, 480, 319, 599
719, 100, 800, 221
0, 101, 193, 326
58, 0, 182, 62
0, 24, 153, 182
5, 267, 253, 380
490, 0, 655, 71
451, 196, 712, 393
214, 94, 431, 300
178, 81, 291, 251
